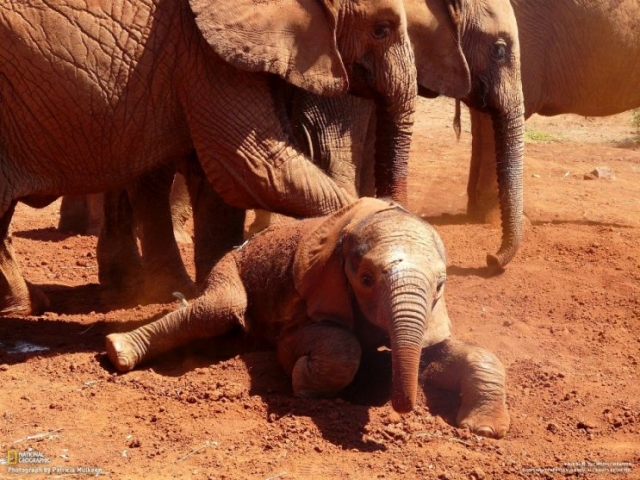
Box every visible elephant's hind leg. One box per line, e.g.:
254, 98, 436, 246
0, 202, 49, 315
105, 257, 247, 372
420, 338, 509, 439
277, 322, 361, 399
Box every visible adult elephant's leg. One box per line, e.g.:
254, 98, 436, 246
183, 71, 356, 218
0, 202, 49, 315
59, 194, 104, 236
169, 173, 192, 244
128, 164, 197, 302
97, 189, 143, 300
58, 195, 89, 234
467, 109, 500, 224
277, 323, 362, 398
420, 337, 509, 439
290, 92, 374, 197
181, 156, 245, 286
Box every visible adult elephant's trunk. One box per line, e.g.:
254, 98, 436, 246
486, 106, 524, 272
383, 270, 428, 413
371, 42, 418, 206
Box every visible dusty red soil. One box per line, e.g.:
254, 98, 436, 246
1, 98, 639, 479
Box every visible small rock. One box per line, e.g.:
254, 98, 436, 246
129, 438, 141, 448
387, 412, 402, 424
470, 467, 485, 480
209, 389, 223, 401
547, 422, 559, 433
585, 167, 615, 180
577, 419, 597, 430
407, 421, 423, 432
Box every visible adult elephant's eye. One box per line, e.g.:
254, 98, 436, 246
493, 40, 507, 61
372, 21, 392, 40
361, 272, 375, 288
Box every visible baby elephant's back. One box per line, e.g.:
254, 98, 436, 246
234, 218, 324, 335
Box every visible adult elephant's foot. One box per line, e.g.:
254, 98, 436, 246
0, 282, 49, 316
105, 333, 140, 372
140, 269, 198, 305
457, 393, 510, 439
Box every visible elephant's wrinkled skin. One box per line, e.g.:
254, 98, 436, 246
0, 0, 417, 315
466, 0, 640, 223
106, 198, 510, 439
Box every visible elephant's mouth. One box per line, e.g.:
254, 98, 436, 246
346, 58, 378, 99
460, 77, 495, 113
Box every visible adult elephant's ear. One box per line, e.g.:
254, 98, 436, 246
189, 0, 348, 96
293, 198, 390, 321
405, 0, 470, 99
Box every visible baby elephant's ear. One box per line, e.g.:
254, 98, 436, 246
189, 0, 348, 96
293, 198, 390, 320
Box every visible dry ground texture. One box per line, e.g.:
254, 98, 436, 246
1, 97, 639, 479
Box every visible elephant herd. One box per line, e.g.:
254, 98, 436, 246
1, 0, 638, 439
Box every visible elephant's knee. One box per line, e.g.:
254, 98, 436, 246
280, 323, 362, 398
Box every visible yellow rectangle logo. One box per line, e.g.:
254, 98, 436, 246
7, 450, 18, 465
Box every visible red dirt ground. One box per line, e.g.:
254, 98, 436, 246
1, 98, 639, 479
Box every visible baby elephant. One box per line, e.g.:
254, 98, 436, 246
106, 198, 509, 438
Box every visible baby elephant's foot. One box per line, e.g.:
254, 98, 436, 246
105, 333, 140, 372
457, 394, 510, 439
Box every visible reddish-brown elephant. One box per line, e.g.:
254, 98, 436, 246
465, 0, 640, 224
106, 198, 510, 438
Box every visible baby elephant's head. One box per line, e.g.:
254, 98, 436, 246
294, 198, 449, 413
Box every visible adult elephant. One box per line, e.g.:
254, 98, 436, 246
466, 0, 640, 224
266, 0, 524, 271
0, 0, 418, 315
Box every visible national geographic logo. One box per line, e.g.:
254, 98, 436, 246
5, 450, 51, 465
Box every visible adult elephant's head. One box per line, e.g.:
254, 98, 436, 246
406, 0, 525, 271
190, 0, 418, 205
294, 198, 449, 413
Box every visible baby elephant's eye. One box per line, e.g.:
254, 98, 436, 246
361, 273, 375, 288
372, 21, 392, 40
493, 40, 507, 61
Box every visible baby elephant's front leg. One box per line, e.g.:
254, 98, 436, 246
420, 338, 509, 439
278, 322, 362, 399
